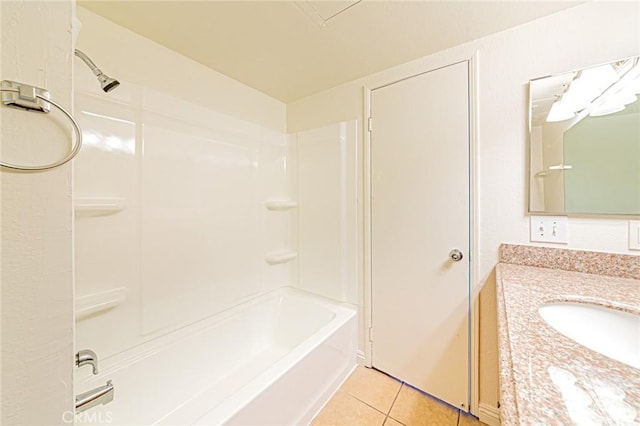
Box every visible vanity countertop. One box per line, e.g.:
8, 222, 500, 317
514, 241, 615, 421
496, 262, 640, 425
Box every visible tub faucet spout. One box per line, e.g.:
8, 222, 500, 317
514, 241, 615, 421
76, 349, 99, 375
76, 380, 114, 413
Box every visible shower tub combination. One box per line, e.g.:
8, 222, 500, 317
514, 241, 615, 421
72, 26, 359, 425
76, 287, 357, 425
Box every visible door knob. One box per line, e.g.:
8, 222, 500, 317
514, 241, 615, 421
449, 249, 463, 262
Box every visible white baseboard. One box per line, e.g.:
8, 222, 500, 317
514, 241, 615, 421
478, 402, 501, 426
356, 350, 366, 364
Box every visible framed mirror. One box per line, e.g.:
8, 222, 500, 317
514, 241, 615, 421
529, 56, 640, 216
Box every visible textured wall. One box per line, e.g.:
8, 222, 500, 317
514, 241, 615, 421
1, 1, 74, 424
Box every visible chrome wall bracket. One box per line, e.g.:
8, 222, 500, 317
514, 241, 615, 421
1, 80, 50, 113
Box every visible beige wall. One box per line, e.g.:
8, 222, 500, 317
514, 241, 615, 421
1, 1, 75, 425
286, 1, 640, 413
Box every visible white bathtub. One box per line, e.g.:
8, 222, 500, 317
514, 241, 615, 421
75, 287, 357, 425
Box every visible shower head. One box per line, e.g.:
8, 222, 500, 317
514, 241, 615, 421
97, 74, 120, 93
74, 49, 120, 93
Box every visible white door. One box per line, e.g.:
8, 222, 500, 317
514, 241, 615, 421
370, 61, 470, 409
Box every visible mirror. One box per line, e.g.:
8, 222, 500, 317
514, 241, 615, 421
529, 56, 640, 216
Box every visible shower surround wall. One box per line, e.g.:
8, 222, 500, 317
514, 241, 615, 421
75, 8, 297, 359
74, 79, 296, 357
297, 121, 358, 304
74, 78, 358, 422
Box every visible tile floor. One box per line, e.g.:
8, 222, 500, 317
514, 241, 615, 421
312, 366, 487, 426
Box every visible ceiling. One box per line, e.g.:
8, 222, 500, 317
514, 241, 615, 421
79, 0, 583, 103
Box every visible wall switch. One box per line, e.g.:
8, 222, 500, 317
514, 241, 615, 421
629, 221, 640, 251
530, 216, 568, 244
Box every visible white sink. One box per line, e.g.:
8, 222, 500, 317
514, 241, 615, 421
539, 302, 640, 369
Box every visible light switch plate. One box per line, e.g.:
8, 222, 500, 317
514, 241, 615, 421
530, 216, 568, 244
629, 221, 640, 251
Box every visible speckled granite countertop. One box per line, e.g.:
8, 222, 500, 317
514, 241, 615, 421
496, 245, 640, 425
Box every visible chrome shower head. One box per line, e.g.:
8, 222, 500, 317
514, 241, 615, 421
97, 74, 120, 93
75, 49, 120, 93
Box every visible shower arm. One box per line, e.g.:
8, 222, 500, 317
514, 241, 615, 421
74, 49, 120, 93
74, 49, 102, 76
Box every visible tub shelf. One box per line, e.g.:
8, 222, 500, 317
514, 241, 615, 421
75, 197, 126, 216
265, 251, 297, 265
265, 200, 297, 211
76, 287, 127, 320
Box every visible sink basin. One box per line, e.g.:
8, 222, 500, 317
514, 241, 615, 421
539, 302, 640, 369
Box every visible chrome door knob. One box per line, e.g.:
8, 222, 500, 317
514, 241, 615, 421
449, 249, 464, 262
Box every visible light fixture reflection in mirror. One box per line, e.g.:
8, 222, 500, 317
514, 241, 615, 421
529, 56, 640, 216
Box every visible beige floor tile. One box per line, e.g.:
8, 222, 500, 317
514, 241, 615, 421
458, 412, 487, 426
384, 416, 406, 426
388, 385, 459, 426
339, 366, 402, 413
312, 391, 387, 426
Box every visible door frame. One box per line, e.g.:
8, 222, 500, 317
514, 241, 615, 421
362, 53, 480, 415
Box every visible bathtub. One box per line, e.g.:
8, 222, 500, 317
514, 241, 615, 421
75, 287, 357, 425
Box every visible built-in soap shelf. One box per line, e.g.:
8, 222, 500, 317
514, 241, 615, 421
75, 197, 126, 216
265, 250, 297, 265
75, 287, 127, 321
265, 200, 297, 211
